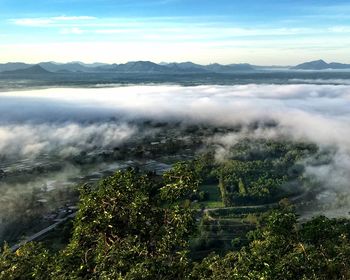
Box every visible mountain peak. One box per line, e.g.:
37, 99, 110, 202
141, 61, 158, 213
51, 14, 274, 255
314, 59, 326, 63
1, 64, 51, 74
292, 59, 350, 70
293, 59, 328, 70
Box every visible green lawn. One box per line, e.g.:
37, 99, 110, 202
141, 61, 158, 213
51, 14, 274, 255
199, 184, 224, 208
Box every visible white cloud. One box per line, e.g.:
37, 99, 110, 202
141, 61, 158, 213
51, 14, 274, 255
10, 15, 96, 27
51, 16, 97, 21
9, 16, 318, 37
11, 18, 54, 27
1, 85, 350, 150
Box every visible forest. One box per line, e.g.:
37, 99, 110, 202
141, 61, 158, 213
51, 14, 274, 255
1, 138, 349, 280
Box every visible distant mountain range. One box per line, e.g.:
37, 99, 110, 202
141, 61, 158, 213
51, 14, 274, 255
292, 59, 350, 70
1, 65, 51, 75
1, 60, 349, 74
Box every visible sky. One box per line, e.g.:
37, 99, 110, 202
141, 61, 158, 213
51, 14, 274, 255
1, 0, 350, 65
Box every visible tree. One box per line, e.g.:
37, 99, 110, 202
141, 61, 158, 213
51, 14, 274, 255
0, 243, 52, 280
51, 166, 199, 279
218, 172, 229, 206
190, 207, 350, 280
238, 178, 247, 195
2, 160, 350, 280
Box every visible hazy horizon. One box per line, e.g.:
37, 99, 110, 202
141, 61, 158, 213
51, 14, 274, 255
0, 58, 347, 67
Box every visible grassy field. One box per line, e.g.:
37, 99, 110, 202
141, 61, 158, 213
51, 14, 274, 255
199, 184, 224, 208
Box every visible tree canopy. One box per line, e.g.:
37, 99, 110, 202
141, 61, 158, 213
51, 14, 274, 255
1, 161, 350, 279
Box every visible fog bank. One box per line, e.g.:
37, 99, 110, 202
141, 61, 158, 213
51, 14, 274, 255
1, 84, 349, 156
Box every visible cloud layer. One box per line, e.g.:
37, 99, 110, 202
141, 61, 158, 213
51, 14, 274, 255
1, 84, 350, 150
0, 84, 349, 162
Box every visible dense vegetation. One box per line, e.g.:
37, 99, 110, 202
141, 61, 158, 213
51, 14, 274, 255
0, 163, 200, 279
1, 158, 350, 279
200, 139, 318, 206
190, 209, 350, 280
2, 138, 348, 279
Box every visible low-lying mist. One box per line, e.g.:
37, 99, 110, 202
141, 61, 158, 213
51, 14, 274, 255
1, 84, 350, 219
1, 84, 349, 156
0, 123, 136, 159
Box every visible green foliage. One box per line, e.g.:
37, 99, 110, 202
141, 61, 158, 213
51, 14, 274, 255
218, 176, 230, 206
0, 163, 199, 279
213, 139, 317, 206
191, 208, 350, 280
161, 161, 200, 202
192, 154, 218, 184
238, 178, 246, 195
0, 243, 52, 280
54, 168, 198, 279
2, 155, 350, 280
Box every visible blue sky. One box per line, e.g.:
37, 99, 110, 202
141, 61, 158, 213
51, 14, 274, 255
1, 0, 350, 64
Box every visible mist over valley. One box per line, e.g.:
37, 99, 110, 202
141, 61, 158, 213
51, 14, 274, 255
1, 82, 350, 246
